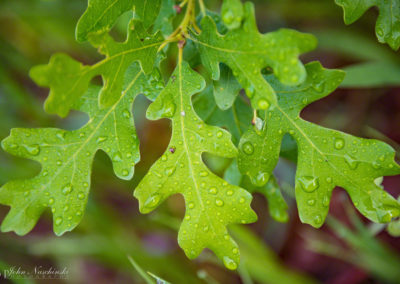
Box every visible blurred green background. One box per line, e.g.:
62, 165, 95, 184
1, 0, 400, 283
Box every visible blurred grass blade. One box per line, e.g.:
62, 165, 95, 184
127, 255, 156, 284
341, 61, 400, 88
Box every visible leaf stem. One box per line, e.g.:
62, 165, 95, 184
198, 0, 206, 16
158, 0, 200, 51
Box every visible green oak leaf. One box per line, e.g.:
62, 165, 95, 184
153, 0, 176, 36
30, 20, 163, 117
76, 0, 162, 42
335, 0, 400, 50
237, 61, 400, 227
194, 83, 289, 222
0, 63, 163, 236
193, 84, 251, 144
190, 2, 317, 110
134, 61, 257, 270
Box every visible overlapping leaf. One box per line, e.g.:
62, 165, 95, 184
0, 63, 162, 236
75, 0, 162, 42
238, 62, 400, 227
134, 61, 257, 270
31, 20, 163, 117
194, 78, 289, 222
190, 2, 317, 110
335, 0, 400, 50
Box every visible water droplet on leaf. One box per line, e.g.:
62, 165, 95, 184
298, 176, 319, 193
334, 138, 345, 150
242, 141, 254, 155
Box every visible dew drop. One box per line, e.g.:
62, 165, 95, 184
245, 85, 255, 98
122, 109, 131, 118
200, 171, 208, 177
165, 167, 175, 176
313, 82, 325, 93
144, 194, 161, 209
76, 211, 82, 217
77, 192, 85, 200
222, 10, 234, 24
113, 152, 122, 162
163, 101, 176, 117
239, 197, 245, 204
314, 215, 322, 225
326, 177, 332, 183
257, 99, 270, 110
56, 160, 62, 166
62, 184, 73, 195
307, 199, 315, 206
97, 136, 107, 143
55, 217, 63, 226
298, 176, 319, 193
223, 256, 238, 270
56, 132, 65, 140
25, 144, 40, 156
372, 161, 381, 169
242, 141, 254, 155
161, 155, 167, 161
216, 131, 223, 138
48, 198, 55, 205
227, 190, 233, 196
63, 205, 69, 212
251, 172, 269, 187
215, 199, 224, 207
322, 196, 329, 207
185, 215, 191, 220
344, 154, 358, 169
334, 138, 345, 150
232, 248, 238, 254
209, 187, 217, 194
188, 202, 195, 209
122, 169, 129, 176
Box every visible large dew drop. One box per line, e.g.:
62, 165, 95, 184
25, 144, 40, 156
144, 194, 161, 209
223, 256, 238, 270
298, 176, 319, 193
242, 141, 254, 155
334, 138, 345, 150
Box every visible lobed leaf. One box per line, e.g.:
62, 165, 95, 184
31, 21, 163, 117
194, 81, 288, 222
76, 0, 162, 42
190, 2, 317, 110
335, 0, 400, 50
238, 62, 400, 227
134, 61, 257, 270
0, 63, 163, 236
